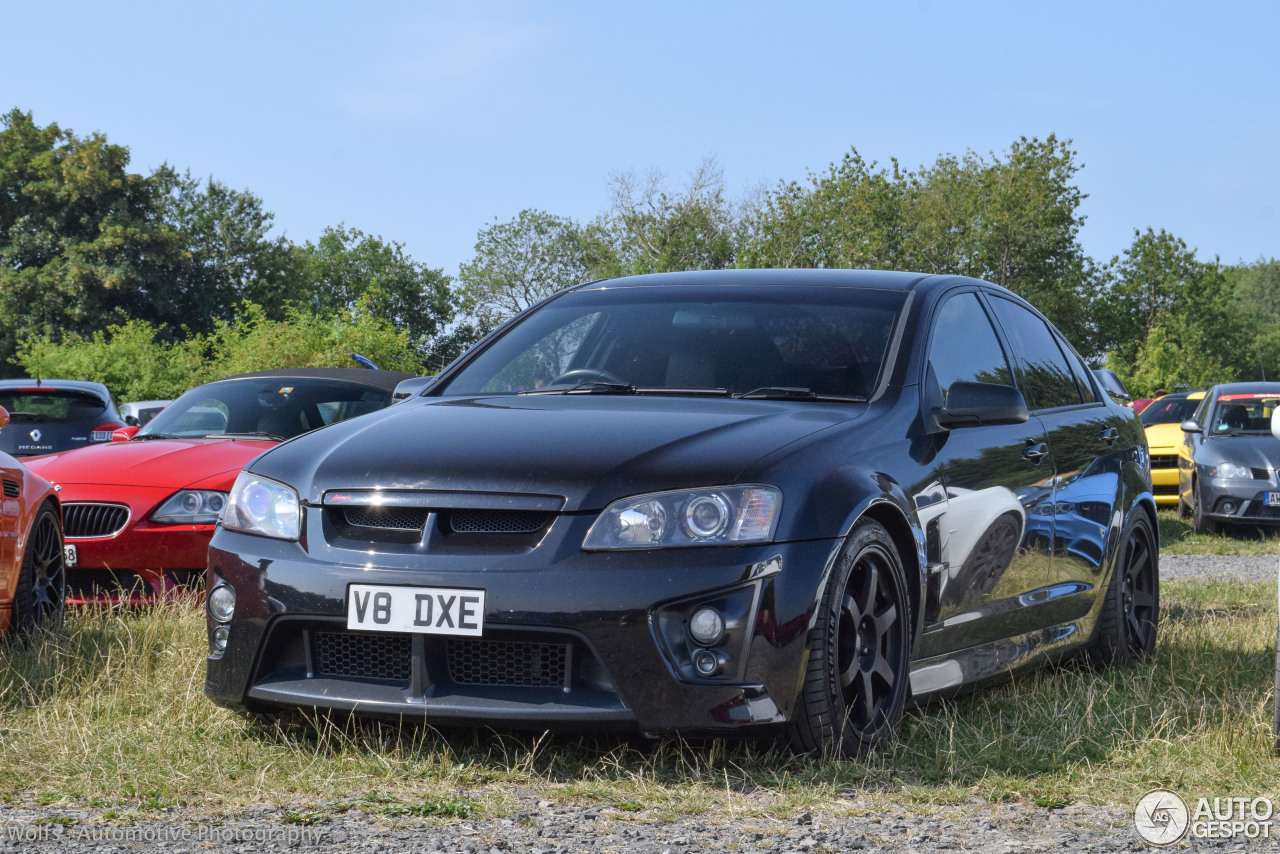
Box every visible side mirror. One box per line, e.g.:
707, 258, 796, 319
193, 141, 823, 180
125, 415, 139, 427
111, 426, 140, 442
1180, 420, 1203, 434
1272, 408, 1280, 441
1093, 368, 1131, 403
935, 382, 1030, 430
0, 405, 8, 430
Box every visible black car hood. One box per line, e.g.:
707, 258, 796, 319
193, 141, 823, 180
252, 395, 864, 511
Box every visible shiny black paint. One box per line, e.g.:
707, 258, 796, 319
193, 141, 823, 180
205, 270, 1156, 734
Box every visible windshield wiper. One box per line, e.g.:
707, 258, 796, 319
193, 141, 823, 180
520, 381, 637, 395
132, 432, 183, 441
205, 432, 286, 441
732, 387, 867, 402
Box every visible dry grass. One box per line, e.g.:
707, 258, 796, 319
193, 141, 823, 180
0, 578, 1275, 819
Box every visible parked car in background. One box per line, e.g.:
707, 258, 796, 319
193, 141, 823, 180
0, 406, 65, 635
25, 368, 410, 603
203, 269, 1157, 757
1177, 382, 1280, 533
0, 380, 126, 457
1141, 391, 1205, 507
119, 399, 172, 427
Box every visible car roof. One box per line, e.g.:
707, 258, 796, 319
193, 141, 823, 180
572, 269, 936, 292
0, 378, 113, 403
204, 367, 415, 393
1206, 381, 1280, 396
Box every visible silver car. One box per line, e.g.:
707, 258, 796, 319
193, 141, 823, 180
1178, 381, 1280, 533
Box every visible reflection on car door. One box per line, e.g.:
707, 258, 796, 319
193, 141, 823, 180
914, 291, 1058, 660
988, 295, 1119, 626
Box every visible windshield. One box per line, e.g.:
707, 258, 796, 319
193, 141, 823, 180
1140, 395, 1202, 426
0, 389, 109, 423
1207, 393, 1280, 436
138, 378, 393, 440
437, 285, 906, 399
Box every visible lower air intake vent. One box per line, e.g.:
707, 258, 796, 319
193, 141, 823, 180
63, 503, 130, 538
344, 506, 430, 531
313, 632, 411, 683
2, 480, 19, 499
448, 509, 553, 534
446, 639, 568, 687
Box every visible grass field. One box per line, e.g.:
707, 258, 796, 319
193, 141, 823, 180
1158, 509, 1280, 556
0, 574, 1275, 823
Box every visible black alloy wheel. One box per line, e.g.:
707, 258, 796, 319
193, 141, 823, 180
1089, 512, 1158, 667
789, 519, 910, 758
12, 505, 66, 636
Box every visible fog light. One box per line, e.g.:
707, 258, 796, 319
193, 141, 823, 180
1222, 501, 1237, 515
689, 607, 726, 646
208, 584, 236, 623
212, 625, 230, 652
693, 648, 721, 676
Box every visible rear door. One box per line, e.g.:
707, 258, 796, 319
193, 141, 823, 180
987, 295, 1122, 625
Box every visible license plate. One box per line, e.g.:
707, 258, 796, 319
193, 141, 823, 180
346, 583, 485, 636
64, 544, 77, 568
1266, 493, 1280, 507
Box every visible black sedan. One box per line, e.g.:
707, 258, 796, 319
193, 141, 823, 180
1176, 382, 1280, 534
204, 270, 1158, 756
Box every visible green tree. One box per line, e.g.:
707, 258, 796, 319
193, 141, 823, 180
0, 109, 188, 374
457, 209, 594, 334
294, 225, 456, 363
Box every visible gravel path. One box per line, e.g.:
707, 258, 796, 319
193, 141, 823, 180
1161, 553, 1277, 582
2, 554, 1272, 853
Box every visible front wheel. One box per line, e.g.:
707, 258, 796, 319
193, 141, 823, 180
11, 504, 65, 636
1192, 483, 1217, 536
1088, 511, 1158, 667
787, 519, 911, 758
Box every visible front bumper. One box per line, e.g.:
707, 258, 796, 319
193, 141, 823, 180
204, 518, 842, 734
1198, 476, 1280, 525
1149, 460, 1180, 506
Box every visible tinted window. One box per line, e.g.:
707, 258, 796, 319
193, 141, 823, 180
140, 378, 392, 440
440, 286, 906, 399
1140, 396, 1201, 426
926, 292, 1014, 399
1055, 337, 1097, 404
0, 390, 109, 423
988, 297, 1082, 410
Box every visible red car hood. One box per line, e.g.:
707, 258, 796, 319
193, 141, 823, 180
24, 438, 275, 491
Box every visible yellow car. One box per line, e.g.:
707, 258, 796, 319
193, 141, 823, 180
1140, 391, 1205, 507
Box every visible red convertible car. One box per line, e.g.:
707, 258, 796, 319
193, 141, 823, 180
0, 406, 65, 634
25, 368, 409, 603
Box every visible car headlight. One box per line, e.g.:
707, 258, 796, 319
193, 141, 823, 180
222, 472, 301, 541
583, 486, 782, 550
150, 490, 228, 524
1211, 463, 1252, 479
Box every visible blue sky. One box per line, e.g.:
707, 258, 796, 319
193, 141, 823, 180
4, 1, 1276, 278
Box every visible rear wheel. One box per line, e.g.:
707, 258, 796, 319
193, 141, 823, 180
11, 504, 65, 636
787, 519, 910, 758
1088, 511, 1158, 667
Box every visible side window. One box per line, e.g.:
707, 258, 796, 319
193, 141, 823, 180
988, 296, 1082, 411
1054, 334, 1097, 404
926, 293, 1014, 400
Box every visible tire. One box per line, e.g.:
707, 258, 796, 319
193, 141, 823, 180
787, 519, 911, 758
11, 504, 65, 636
1177, 491, 1190, 520
1191, 482, 1217, 535
1088, 511, 1158, 668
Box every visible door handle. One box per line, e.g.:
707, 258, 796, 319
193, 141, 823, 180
1098, 427, 1118, 446
1023, 441, 1048, 464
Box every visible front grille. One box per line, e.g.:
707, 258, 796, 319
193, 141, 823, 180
313, 632, 411, 683
63, 503, 129, 538
2, 479, 19, 498
343, 506, 430, 531
1153, 483, 1179, 495
446, 639, 568, 687
447, 510, 554, 534
1149, 455, 1179, 470
1252, 467, 1271, 480
1077, 501, 1110, 526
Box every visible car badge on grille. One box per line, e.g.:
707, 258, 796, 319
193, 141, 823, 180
29, 429, 41, 442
